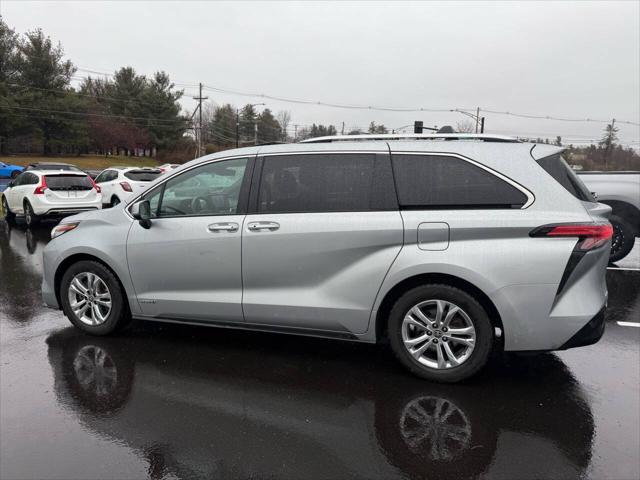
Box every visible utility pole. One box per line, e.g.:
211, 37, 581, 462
236, 108, 240, 148
294, 124, 298, 142
475, 107, 480, 133
192, 83, 208, 157
254, 123, 258, 145
341, 121, 345, 136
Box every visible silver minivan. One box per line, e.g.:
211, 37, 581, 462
39, 134, 612, 382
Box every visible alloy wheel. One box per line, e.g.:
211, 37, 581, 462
401, 300, 476, 369
68, 272, 112, 325
25, 204, 32, 225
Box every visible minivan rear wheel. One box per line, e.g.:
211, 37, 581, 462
388, 284, 493, 383
60, 260, 130, 335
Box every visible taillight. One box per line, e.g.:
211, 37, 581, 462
89, 176, 101, 193
530, 223, 613, 251
34, 176, 47, 195
120, 182, 132, 192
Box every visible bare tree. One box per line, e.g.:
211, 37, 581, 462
201, 101, 216, 145
276, 110, 291, 141
455, 120, 475, 133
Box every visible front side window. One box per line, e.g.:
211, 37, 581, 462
145, 158, 248, 218
12, 172, 29, 186
392, 154, 528, 209
95, 170, 111, 183
258, 154, 377, 213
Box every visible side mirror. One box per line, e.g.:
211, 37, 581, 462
7, 181, 14, 188
132, 200, 152, 229
591, 191, 599, 200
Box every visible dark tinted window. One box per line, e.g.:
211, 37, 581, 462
13, 173, 30, 186
27, 163, 80, 171
258, 154, 386, 213
392, 154, 528, 208
124, 169, 162, 182
536, 154, 594, 202
45, 175, 93, 191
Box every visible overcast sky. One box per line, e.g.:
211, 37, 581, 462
2, 1, 639, 145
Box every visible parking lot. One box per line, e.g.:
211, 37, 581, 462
0, 221, 638, 479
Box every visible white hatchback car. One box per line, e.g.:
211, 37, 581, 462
2, 169, 102, 227
94, 167, 163, 208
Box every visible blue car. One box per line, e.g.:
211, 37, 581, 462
0, 161, 24, 179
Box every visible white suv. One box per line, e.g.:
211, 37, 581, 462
2, 169, 102, 227
95, 167, 163, 208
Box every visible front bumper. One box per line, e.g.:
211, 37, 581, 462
559, 307, 606, 350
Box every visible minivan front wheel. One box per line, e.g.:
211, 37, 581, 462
388, 285, 493, 383
60, 260, 130, 335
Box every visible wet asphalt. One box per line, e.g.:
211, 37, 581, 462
0, 221, 638, 480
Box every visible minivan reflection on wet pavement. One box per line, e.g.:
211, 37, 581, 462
1, 221, 639, 480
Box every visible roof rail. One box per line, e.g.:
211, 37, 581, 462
299, 133, 520, 144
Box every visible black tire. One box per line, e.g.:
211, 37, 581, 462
2, 195, 16, 225
110, 196, 120, 207
388, 284, 493, 383
10, 170, 19, 179
23, 200, 40, 227
609, 214, 635, 263
60, 260, 131, 335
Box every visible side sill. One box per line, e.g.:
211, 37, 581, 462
132, 315, 360, 341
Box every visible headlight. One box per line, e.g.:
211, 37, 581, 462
51, 222, 80, 239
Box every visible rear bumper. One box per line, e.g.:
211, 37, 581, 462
559, 307, 606, 350
31, 195, 102, 216
40, 206, 100, 217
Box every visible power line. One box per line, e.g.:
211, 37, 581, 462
69, 65, 640, 127
0, 105, 188, 124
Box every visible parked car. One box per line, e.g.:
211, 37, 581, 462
0, 161, 24, 179
41, 134, 611, 382
577, 171, 639, 262
2, 169, 102, 227
94, 167, 163, 207
158, 163, 180, 174
25, 162, 83, 172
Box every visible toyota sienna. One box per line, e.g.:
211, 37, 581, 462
39, 134, 612, 382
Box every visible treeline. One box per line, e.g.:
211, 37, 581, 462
522, 126, 640, 171
2, 17, 636, 167
0, 17, 187, 160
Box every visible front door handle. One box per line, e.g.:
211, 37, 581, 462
247, 221, 280, 231
207, 222, 239, 233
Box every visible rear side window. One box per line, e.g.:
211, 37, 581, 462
45, 175, 93, 191
536, 154, 595, 202
392, 154, 528, 209
124, 170, 162, 182
258, 153, 394, 213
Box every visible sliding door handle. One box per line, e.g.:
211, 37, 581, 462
208, 222, 239, 233
247, 221, 280, 231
